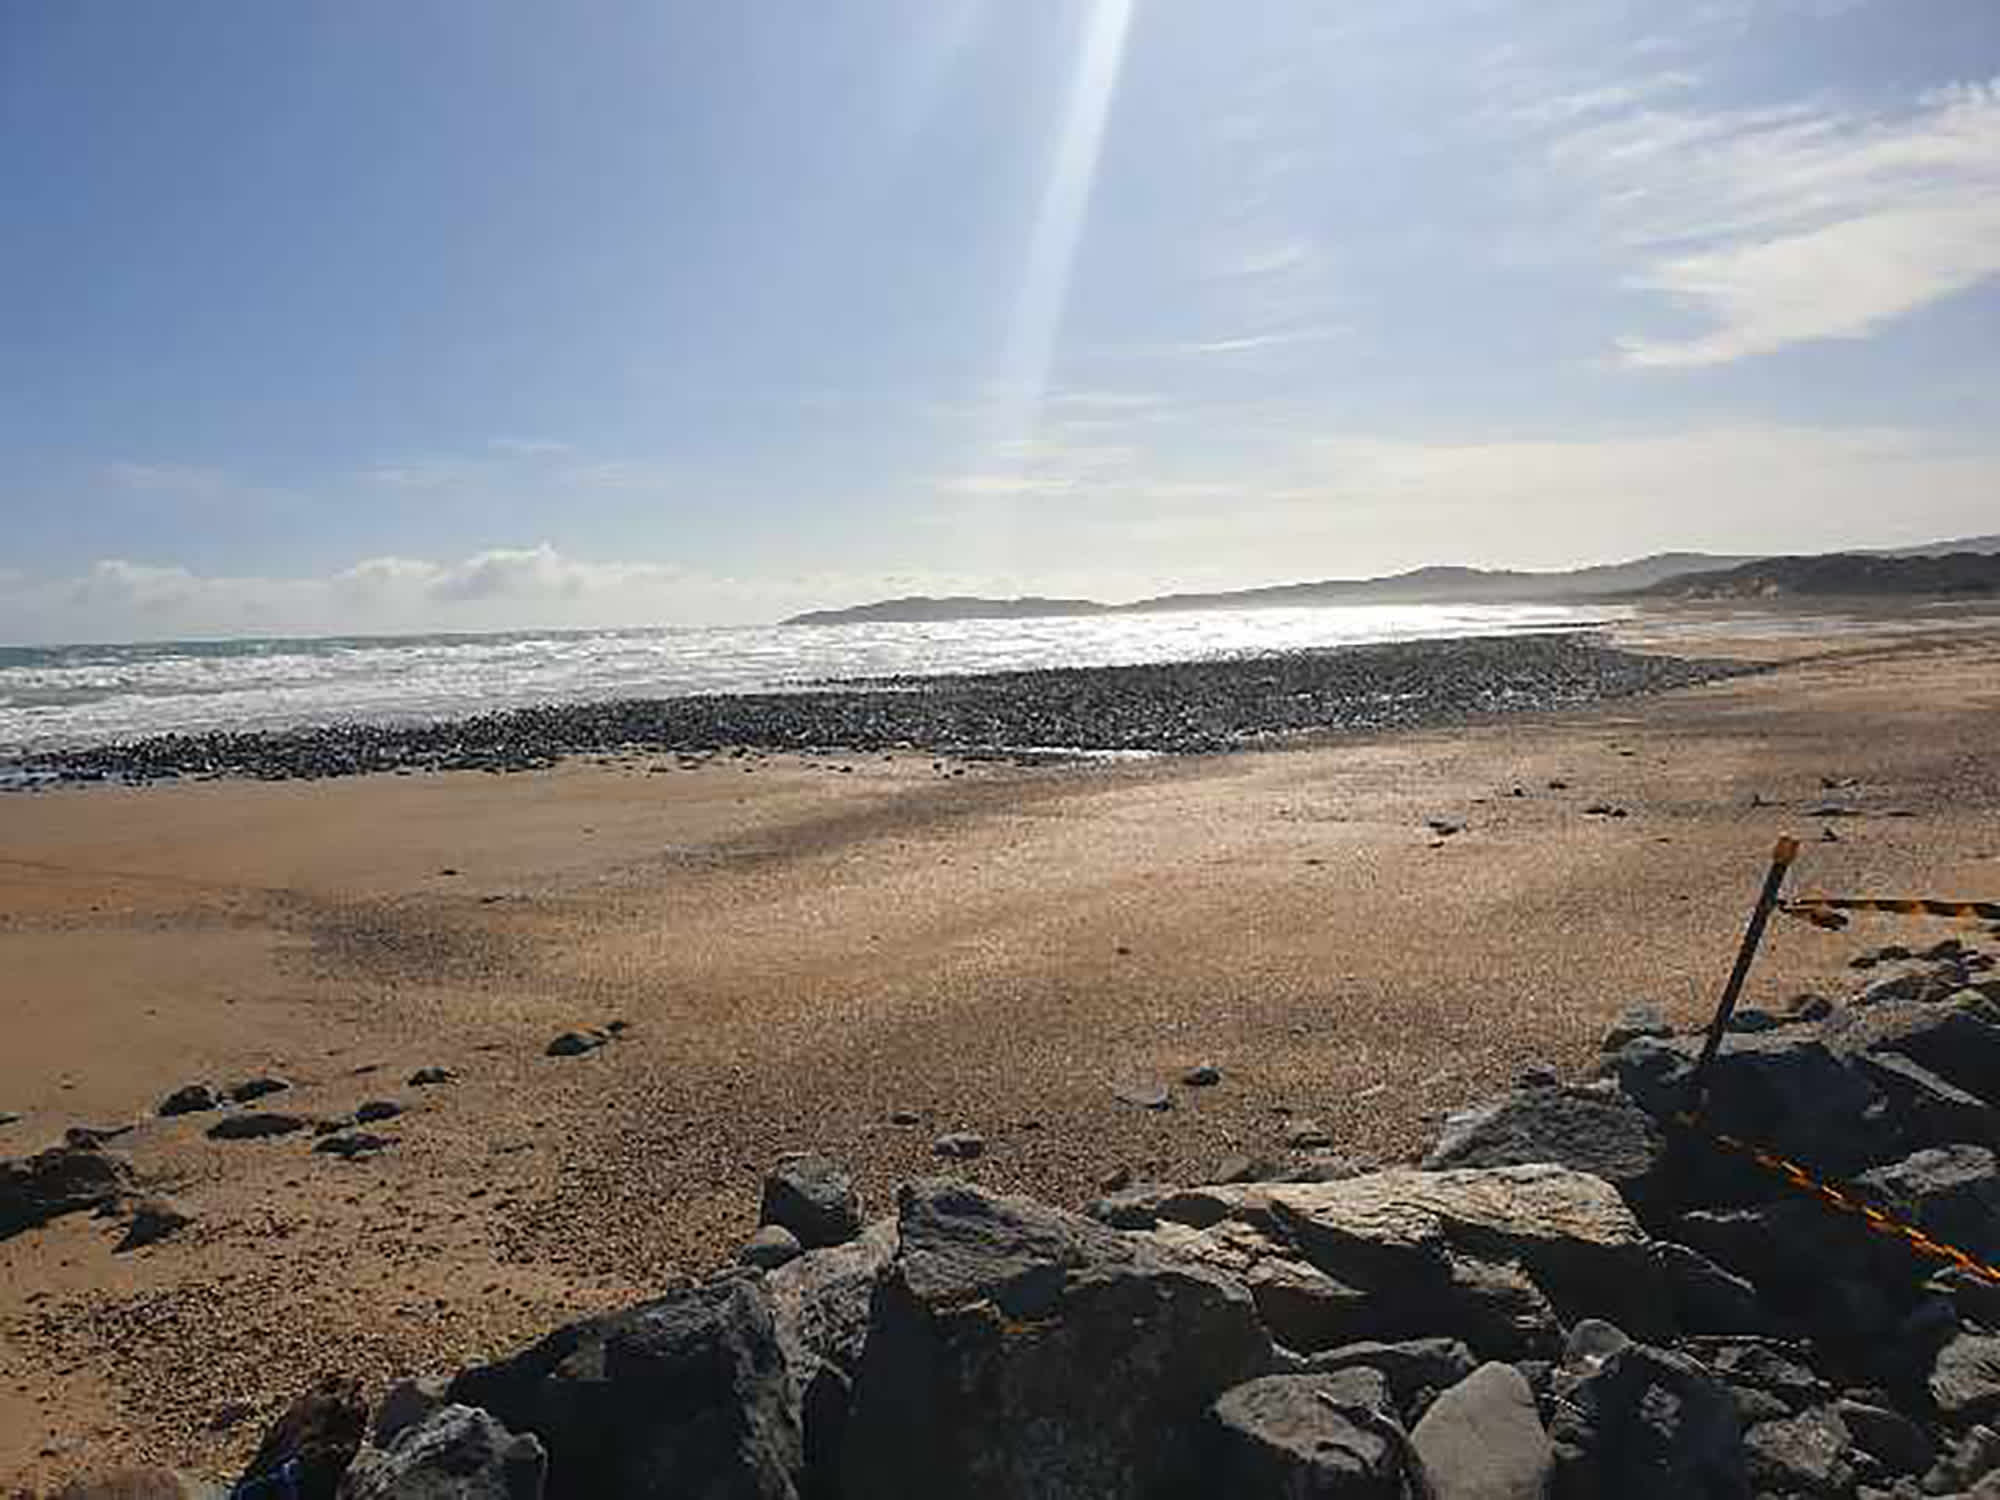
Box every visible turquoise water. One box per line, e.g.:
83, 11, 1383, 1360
0, 603, 1620, 753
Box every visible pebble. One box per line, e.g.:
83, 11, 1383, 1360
407, 1067, 455, 1087
739, 1224, 802, 1270
314, 1132, 395, 1159
158, 1084, 221, 1117
545, 1031, 605, 1058
1181, 1063, 1223, 1087
890, 1109, 921, 1126
1283, 1120, 1332, 1150
933, 1132, 985, 1160
354, 1100, 404, 1124
1112, 1082, 1172, 1111
228, 1077, 290, 1104
207, 1113, 309, 1141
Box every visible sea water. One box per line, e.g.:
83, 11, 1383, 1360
0, 603, 1620, 754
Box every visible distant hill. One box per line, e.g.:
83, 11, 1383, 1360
1640, 551, 2000, 600
783, 595, 1110, 626
781, 553, 1753, 625
782, 535, 2000, 626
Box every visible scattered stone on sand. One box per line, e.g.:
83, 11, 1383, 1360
314, 1132, 395, 1159
2, 1139, 135, 1239
888, 1109, 920, 1126
65, 1123, 136, 1147
50, 1469, 226, 1499
1180, 1063, 1223, 1087
157, 1083, 221, 1117
543, 1031, 604, 1058
741, 1223, 804, 1270
116, 1196, 196, 1253
931, 1132, 984, 1160
0, 1111, 19, 1127
759, 1154, 863, 1251
206, 1112, 309, 1141
1582, 803, 1628, 818
1112, 1081, 1172, 1111
1283, 1119, 1332, 1150
353, 1100, 404, 1124
407, 1067, 456, 1087
1425, 817, 1465, 837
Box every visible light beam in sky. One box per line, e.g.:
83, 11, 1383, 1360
972, 0, 1138, 551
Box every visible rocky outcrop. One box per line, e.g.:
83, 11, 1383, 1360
840, 1179, 1272, 1499
338, 1404, 546, 1499
447, 1275, 801, 1500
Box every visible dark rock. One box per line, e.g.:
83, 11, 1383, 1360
1689, 1338, 1829, 1416
354, 1100, 405, 1124
449, 1275, 802, 1500
1410, 1362, 1553, 1500
315, 1132, 394, 1159
1856, 1145, 2000, 1263
1207, 1372, 1404, 1498
1304, 1338, 1478, 1411
741, 1224, 803, 1271
888, 1109, 919, 1126
1828, 993, 2000, 1107
1726, 1007, 1782, 1034
1932, 1267, 2000, 1332
1854, 1052, 1999, 1151
1743, 1408, 1855, 1497
159, 1083, 222, 1117
1181, 1063, 1223, 1087
1444, 1256, 1562, 1362
1284, 1119, 1333, 1149
0, 1111, 18, 1127
1112, 1081, 1172, 1110
228, 1076, 291, 1103
840, 1179, 1271, 1499
760, 1154, 863, 1250
1516, 1063, 1560, 1089
767, 1219, 898, 1499
339, 1403, 547, 1499
1926, 1424, 2000, 1491
1930, 1331, 2000, 1425
372, 1375, 453, 1448
1, 1139, 135, 1238
63, 1122, 135, 1147
1422, 1084, 1670, 1219
238, 1373, 367, 1500
1655, 1242, 1780, 1335
1791, 994, 1836, 1022
407, 1067, 456, 1087
1835, 1398, 1934, 1476
207, 1112, 309, 1140
1548, 1335, 1746, 1499
542, 1032, 602, 1058
931, 1132, 983, 1160
116, 1196, 195, 1252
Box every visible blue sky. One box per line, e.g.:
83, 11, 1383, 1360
2, 0, 1997, 640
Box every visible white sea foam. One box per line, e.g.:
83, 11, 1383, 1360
0, 603, 1621, 753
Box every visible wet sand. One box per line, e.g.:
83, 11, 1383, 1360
3, 609, 1999, 1490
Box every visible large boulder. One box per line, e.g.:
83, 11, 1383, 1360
1303, 1338, 1477, 1415
1206, 1371, 1407, 1498
839, 1179, 1271, 1500
1931, 1331, 2000, 1427
1548, 1329, 1747, 1499
448, 1275, 802, 1500
1, 1139, 135, 1238
237, 1374, 369, 1500
1141, 1165, 1668, 1355
1827, 993, 2000, 1106
1423, 1084, 1670, 1221
760, 1155, 864, 1251
338, 1404, 546, 1499
1855, 1145, 2000, 1265
1410, 1362, 1553, 1500
765, 1219, 897, 1499
1608, 1030, 1890, 1183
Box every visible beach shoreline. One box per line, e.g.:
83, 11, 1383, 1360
4, 610, 1999, 1488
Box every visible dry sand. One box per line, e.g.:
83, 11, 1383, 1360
3, 607, 1999, 1491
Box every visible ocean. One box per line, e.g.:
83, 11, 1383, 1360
0, 602, 1620, 754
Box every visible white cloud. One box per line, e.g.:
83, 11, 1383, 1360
1544, 76, 2000, 365
486, 437, 572, 456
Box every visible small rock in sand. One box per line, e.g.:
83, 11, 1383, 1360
314, 1132, 394, 1159
228, 1077, 290, 1104
354, 1100, 404, 1123
933, 1132, 985, 1160
407, 1067, 456, 1087
739, 1224, 803, 1270
207, 1112, 308, 1141
158, 1083, 221, 1117
1181, 1063, 1223, 1087
1283, 1119, 1332, 1150
1113, 1082, 1172, 1111
545, 1030, 605, 1057
889, 1109, 921, 1126
117, 1196, 196, 1252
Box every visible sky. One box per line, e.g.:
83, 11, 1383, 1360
2, 0, 1998, 642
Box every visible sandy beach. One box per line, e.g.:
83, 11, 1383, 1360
4, 609, 1999, 1491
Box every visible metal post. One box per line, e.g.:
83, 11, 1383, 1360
1692, 835, 1800, 1092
